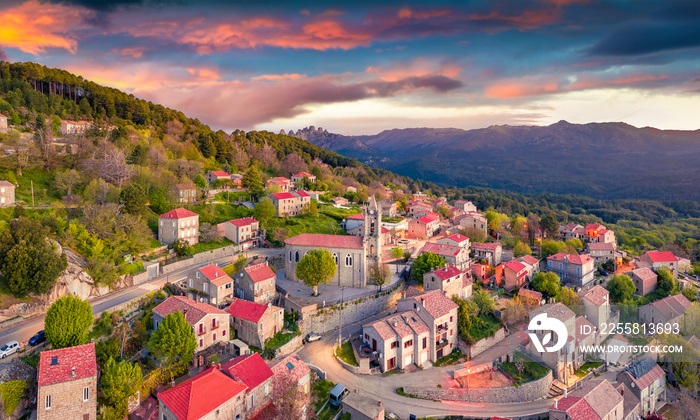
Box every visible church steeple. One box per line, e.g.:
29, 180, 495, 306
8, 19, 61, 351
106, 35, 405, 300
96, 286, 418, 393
364, 196, 382, 262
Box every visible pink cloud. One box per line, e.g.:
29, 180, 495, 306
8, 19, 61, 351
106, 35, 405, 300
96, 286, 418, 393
484, 80, 561, 98
251, 73, 306, 81
366, 58, 462, 82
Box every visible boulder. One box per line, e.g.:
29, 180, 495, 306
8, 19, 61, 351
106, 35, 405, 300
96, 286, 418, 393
43, 262, 96, 304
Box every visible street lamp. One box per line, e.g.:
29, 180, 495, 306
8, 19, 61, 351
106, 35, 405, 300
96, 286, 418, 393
466, 364, 470, 392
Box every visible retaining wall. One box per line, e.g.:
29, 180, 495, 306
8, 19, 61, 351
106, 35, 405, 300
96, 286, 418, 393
297, 282, 405, 337
402, 369, 552, 404
459, 327, 506, 358
275, 334, 303, 358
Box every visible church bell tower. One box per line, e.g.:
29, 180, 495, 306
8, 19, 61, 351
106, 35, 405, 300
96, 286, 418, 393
364, 196, 382, 263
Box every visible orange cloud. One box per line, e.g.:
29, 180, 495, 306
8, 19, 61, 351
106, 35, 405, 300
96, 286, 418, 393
251, 74, 306, 81
366, 58, 462, 82
0, 0, 87, 54
484, 80, 561, 98
112, 47, 148, 58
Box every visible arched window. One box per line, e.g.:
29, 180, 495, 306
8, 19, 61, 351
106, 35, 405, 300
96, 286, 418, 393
370, 245, 375, 255
345, 254, 353, 266
295, 251, 300, 262
333, 253, 338, 264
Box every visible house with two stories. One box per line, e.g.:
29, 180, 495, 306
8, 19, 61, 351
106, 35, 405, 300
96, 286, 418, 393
453, 200, 477, 213
235, 262, 276, 304
221, 353, 274, 418
0, 113, 7, 131
420, 242, 469, 270
291, 172, 316, 186
559, 223, 585, 241
407, 214, 440, 239
158, 208, 199, 246
584, 223, 616, 244
629, 267, 658, 296
545, 253, 595, 287
640, 250, 682, 275
457, 213, 488, 236
37, 343, 97, 420
501, 260, 529, 291
225, 217, 264, 248
423, 265, 472, 299
638, 293, 691, 326
405, 201, 433, 217
581, 285, 612, 335
267, 191, 310, 217
266, 176, 292, 192
472, 242, 502, 265
173, 183, 198, 204
153, 296, 230, 352
205, 170, 231, 186
436, 233, 470, 249
616, 358, 667, 416
549, 379, 627, 420
586, 241, 617, 263
516, 255, 541, 279
186, 264, 234, 306
227, 298, 284, 348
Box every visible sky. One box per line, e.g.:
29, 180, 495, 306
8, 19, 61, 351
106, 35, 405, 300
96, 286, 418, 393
1, 0, 700, 135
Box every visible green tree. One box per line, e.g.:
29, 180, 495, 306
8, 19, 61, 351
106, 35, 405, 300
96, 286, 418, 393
0, 217, 67, 296
295, 249, 337, 296
556, 287, 582, 311
53, 169, 82, 196
119, 184, 147, 215
148, 311, 197, 365
304, 200, 318, 217
172, 238, 191, 256
607, 274, 635, 303
128, 144, 148, 165
539, 213, 559, 239
531, 272, 561, 297
45, 295, 93, 349
656, 268, 677, 297
682, 284, 698, 302
233, 254, 247, 272
410, 252, 447, 283
513, 241, 532, 257
565, 238, 583, 250
100, 357, 143, 416
661, 335, 700, 392
472, 290, 496, 315
370, 263, 391, 290
242, 166, 264, 200
254, 197, 276, 227
193, 174, 207, 190
0, 379, 26, 416
390, 247, 404, 272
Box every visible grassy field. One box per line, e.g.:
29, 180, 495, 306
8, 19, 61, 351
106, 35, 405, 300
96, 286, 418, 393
335, 341, 358, 366
189, 238, 235, 254
574, 360, 603, 378
312, 379, 336, 413
500, 352, 550, 384
433, 349, 463, 367
265, 329, 300, 350
10, 168, 60, 206
267, 213, 343, 246
469, 313, 503, 341
119, 261, 145, 275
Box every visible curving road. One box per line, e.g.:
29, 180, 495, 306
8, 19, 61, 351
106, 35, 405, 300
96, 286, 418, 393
297, 315, 551, 419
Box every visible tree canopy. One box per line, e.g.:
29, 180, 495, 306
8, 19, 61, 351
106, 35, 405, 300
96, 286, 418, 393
411, 252, 446, 283
100, 357, 143, 416
148, 311, 197, 365
45, 295, 93, 349
607, 274, 635, 303
295, 249, 336, 296
531, 272, 561, 297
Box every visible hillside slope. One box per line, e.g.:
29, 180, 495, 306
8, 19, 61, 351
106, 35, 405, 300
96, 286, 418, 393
289, 122, 700, 201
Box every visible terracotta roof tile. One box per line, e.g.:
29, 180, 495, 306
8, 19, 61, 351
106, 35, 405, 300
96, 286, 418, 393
153, 296, 227, 325
221, 353, 273, 391
548, 252, 593, 265
644, 250, 678, 263
531, 303, 575, 323
648, 293, 692, 320
587, 242, 615, 251
159, 208, 199, 219
227, 298, 279, 323
229, 217, 258, 227
421, 242, 463, 257
270, 192, 296, 200
285, 233, 364, 249
407, 290, 458, 319
582, 285, 609, 306
199, 264, 234, 286
38, 343, 97, 387
272, 353, 310, 390
292, 172, 315, 178
417, 214, 439, 224
243, 263, 276, 283
504, 260, 528, 274
473, 242, 501, 251
431, 265, 463, 281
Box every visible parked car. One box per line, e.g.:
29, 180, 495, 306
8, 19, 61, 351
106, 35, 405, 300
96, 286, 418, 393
28, 330, 46, 346
305, 333, 322, 343
398, 239, 409, 244
328, 384, 349, 409
0, 341, 20, 358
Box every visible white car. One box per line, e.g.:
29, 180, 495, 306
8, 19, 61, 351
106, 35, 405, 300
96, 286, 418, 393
0, 341, 20, 358
305, 333, 322, 343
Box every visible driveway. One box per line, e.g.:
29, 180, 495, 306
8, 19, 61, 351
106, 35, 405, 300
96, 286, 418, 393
297, 313, 551, 419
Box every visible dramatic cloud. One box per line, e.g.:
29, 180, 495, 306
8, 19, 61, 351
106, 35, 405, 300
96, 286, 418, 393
589, 22, 700, 56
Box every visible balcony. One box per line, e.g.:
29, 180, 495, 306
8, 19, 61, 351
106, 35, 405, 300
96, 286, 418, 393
436, 324, 448, 334
198, 328, 207, 336
211, 323, 220, 331
436, 339, 449, 351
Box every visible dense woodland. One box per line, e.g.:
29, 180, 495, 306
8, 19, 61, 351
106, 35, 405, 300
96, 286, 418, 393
0, 61, 698, 298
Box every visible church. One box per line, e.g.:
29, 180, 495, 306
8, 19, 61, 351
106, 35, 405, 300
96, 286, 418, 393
284, 196, 382, 288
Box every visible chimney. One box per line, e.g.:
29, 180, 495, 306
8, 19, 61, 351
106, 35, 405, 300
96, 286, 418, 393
421, 299, 426, 308
71, 367, 76, 378
564, 388, 568, 398
379, 401, 383, 407
553, 398, 558, 409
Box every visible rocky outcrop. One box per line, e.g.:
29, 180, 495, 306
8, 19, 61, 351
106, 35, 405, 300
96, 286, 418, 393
43, 262, 98, 304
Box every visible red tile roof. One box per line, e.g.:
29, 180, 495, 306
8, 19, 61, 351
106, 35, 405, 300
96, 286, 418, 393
347, 213, 364, 220
407, 290, 458, 319
159, 208, 199, 219
273, 177, 291, 183
294, 190, 310, 197
519, 255, 540, 266
472, 242, 501, 251
366, 318, 397, 340
0, 113, 6, 118
381, 226, 389, 234
221, 353, 273, 391
244, 263, 276, 283
648, 293, 692, 320
292, 172, 315, 178
431, 265, 463, 281
421, 242, 463, 257
630, 267, 656, 281
227, 298, 277, 323
550, 397, 600, 420
269, 179, 287, 186
229, 217, 258, 227
587, 242, 615, 251
38, 343, 97, 387
154, 296, 228, 325
417, 215, 439, 224
582, 285, 608, 306
0, 180, 15, 188
585, 223, 605, 230
272, 353, 311, 390
210, 170, 230, 177
270, 192, 296, 200
504, 260, 527, 274
199, 265, 233, 287
285, 233, 364, 249
444, 233, 469, 243
644, 250, 678, 263
625, 360, 665, 390
158, 367, 246, 420
518, 288, 542, 302
548, 252, 593, 265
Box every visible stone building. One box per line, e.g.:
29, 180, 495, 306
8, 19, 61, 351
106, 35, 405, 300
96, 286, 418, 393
545, 253, 595, 287
225, 217, 264, 247
436, 233, 470, 249
454, 200, 477, 213
172, 183, 197, 204
580, 285, 612, 332
638, 293, 691, 326
271, 353, 311, 418
0, 180, 15, 206
186, 264, 234, 306
227, 298, 284, 348
158, 366, 246, 420
268, 192, 304, 217
458, 213, 488, 235
158, 208, 199, 246
471, 242, 502, 265
586, 241, 617, 263
407, 214, 440, 239
60, 120, 90, 135
291, 171, 316, 185
549, 379, 625, 420
630, 267, 657, 296
37, 343, 97, 420
285, 197, 382, 288
423, 265, 472, 299
221, 353, 274, 418
616, 358, 667, 416
342, 393, 385, 420
379, 198, 397, 217
153, 296, 230, 352
235, 262, 276, 304
205, 170, 230, 186
420, 242, 470, 270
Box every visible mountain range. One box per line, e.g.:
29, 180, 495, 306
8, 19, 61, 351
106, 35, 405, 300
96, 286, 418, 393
284, 122, 700, 201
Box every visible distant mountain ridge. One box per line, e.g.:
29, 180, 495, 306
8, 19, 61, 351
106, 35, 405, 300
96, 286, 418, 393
283, 122, 700, 201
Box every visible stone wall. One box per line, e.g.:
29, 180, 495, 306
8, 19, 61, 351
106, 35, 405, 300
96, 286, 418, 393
459, 327, 506, 358
275, 334, 303, 358
160, 245, 239, 275
402, 369, 552, 404
297, 282, 405, 337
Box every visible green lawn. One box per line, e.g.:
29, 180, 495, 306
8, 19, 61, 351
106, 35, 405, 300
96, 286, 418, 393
267, 214, 343, 246
11, 168, 60, 206
213, 203, 254, 224
469, 313, 503, 341
265, 329, 300, 350
500, 352, 550, 384
189, 238, 235, 254
119, 261, 145, 275
320, 205, 362, 221
575, 360, 603, 378
312, 379, 336, 412
335, 341, 358, 366
433, 350, 463, 367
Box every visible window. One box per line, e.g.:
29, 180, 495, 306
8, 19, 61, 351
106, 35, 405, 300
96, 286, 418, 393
199, 339, 203, 347
391, 341, 398, 349
295, 251, 300, 262
423, 337, 427, 349
289, 251, 293, 262
450, 330, 453, 335
45, 395, 52, 409
196, 272, 200, 279
204, 282, 208, 292
404, 340, 413, 348
333, 253, 338, 264
223, 329, 226, 336
189, 279, 193, 287
345, 254, 353, 266
450, 316, 453, 322
213, 333, 216, 341
83, 387, 89, 401
365, 334, 369, 340
265, 383, 270, 396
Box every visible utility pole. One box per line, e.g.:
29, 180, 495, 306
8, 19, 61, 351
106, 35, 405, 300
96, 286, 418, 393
338, 286, 344, 348
31, 180, 35, 208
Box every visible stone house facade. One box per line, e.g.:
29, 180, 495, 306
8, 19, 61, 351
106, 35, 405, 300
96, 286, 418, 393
379, 199, 397, 217
545, 252, 595, 287
186, 264, 234, 306
235, 262, 276, 304
453, 200, 477, 213
362, 310, 431, 372
173, 183, 197, 204
549, 379, 624, 420
153, 296, 230, 352
502, 260, 529, 291
616, 358, 667, 415
37, 343, 97, 420
397, 289, 459, 361
630, 267, 658, 296
586, 241, 617, 263
471, 242, 502, 265
638, 293, 691, 326
227, 298, 284, 348
581, 285, 611, 332
205, 170, 230, 186
436, 233, 471, 249
420, 242, 469, 270
221, 353, 274, 418
423, 265, 472, 299
268, 192, 310, 217
0, 180, 15, 206
158, 208, 199, 246
640, 250, 680, 275
407, 214, 440, 239
291, 171, 316, 185
225, 217, 264, 247
458, 214, 488, 235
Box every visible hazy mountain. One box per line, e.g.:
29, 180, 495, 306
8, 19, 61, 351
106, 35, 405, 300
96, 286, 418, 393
284, 121, 700, 201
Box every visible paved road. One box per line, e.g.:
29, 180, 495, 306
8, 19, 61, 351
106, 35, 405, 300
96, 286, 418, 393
0, 248, 283, 356
297, 311, 551, 419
